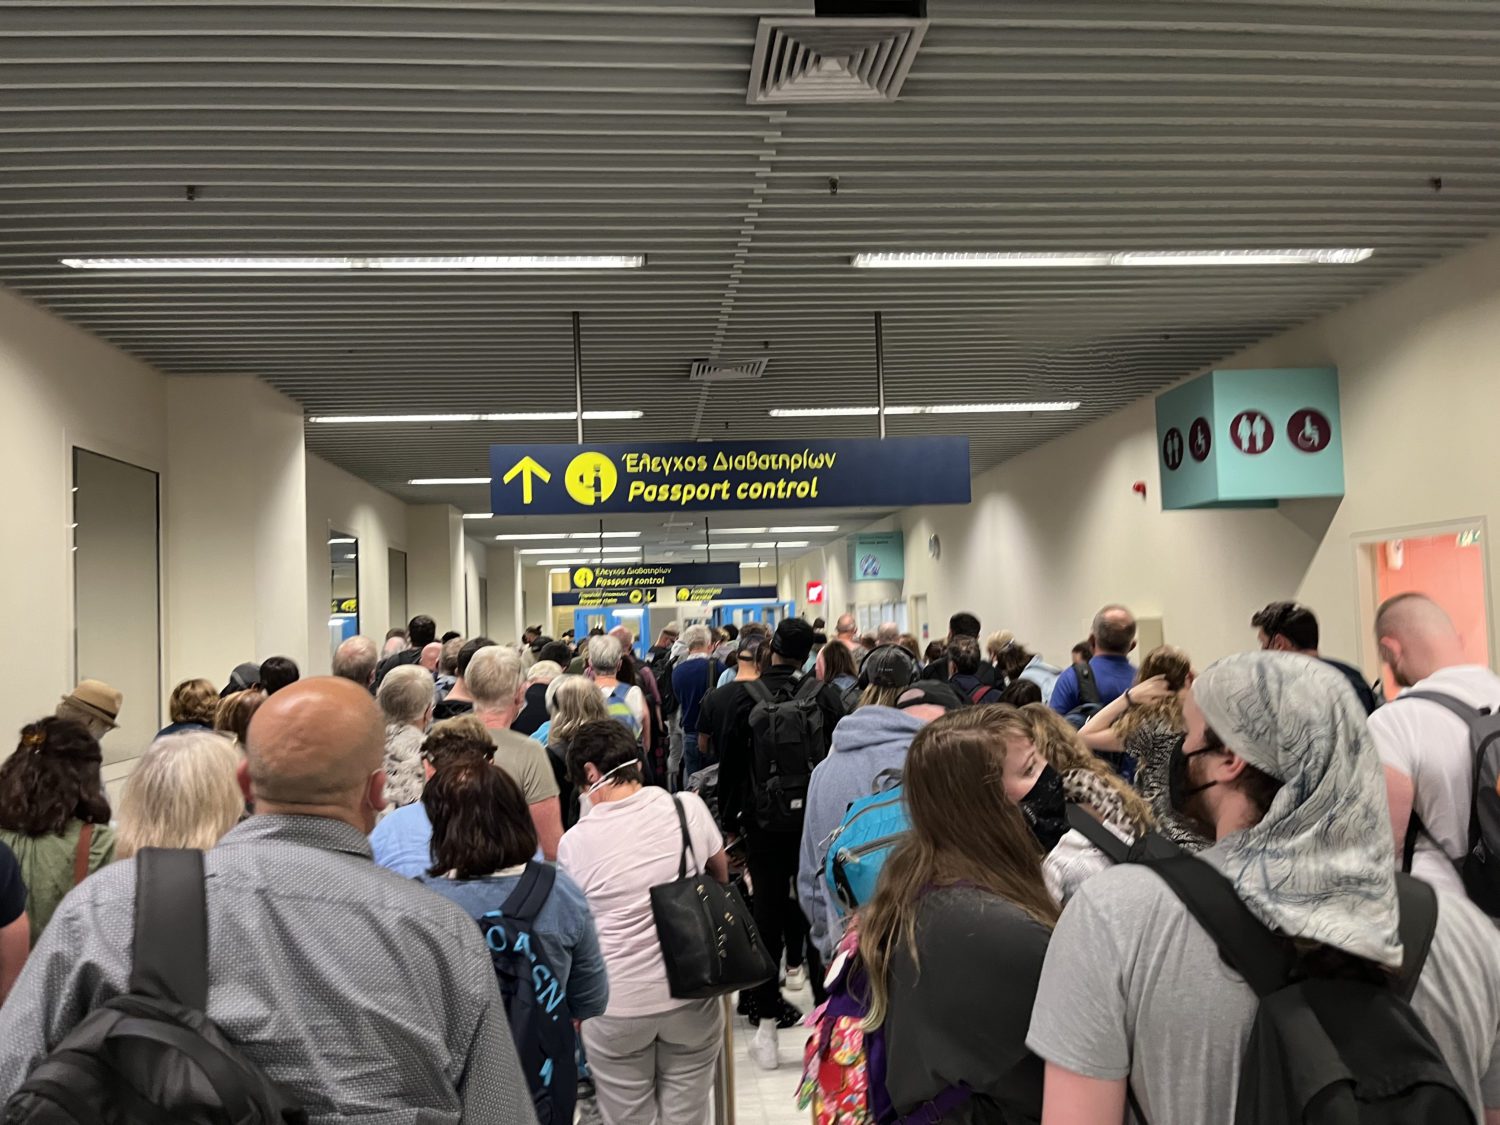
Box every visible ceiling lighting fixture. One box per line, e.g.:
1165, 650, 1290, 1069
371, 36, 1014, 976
570, 532, 641, 540
61, 254, 646, 271
750, 541, 810, 549
768, 525, 839, 534
494, 533, 568, 541
713, 528, 768, 535
461, 514, 493, 521
408, 477, 490, 485
851, 248, 1373, 269
769, 402, 1079, 419
312, 410, 642, 424
518, 546, 639, 555
327, 537, 355, 545
534, 557, 607, 566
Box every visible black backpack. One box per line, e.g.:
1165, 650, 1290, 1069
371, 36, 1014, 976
745, 675, 829, 832
4, 849, 306, 1125
479, 862, 578, 1125
649, 649, 680, 719
1394, 690, 1500, 917
1140, 855, 1468, 1125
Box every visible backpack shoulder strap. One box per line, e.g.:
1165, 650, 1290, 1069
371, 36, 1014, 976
500, 861, 557, 926
130, 847, 209, 1010
1394, 873, 1440, 1002
743, 680, 774, 706
792, 674, 824, 701
1145, 856, 1296, 998
1395, 689, 1488, 724
1064, 802, 1131, 864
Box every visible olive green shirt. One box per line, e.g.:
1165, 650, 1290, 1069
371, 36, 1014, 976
0, 820, 114, 945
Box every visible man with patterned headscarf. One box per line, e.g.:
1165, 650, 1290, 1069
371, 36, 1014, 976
1026, 651, 1500, 1125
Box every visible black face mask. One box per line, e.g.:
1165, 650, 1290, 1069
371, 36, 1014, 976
1018, 765, 1068, 852
1167, 741, 1221, 819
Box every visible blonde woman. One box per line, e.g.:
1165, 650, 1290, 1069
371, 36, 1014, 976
534, 675, 612, 828
1001, 705, 1157, 904
856, 708, 1058, 1123
116, 731, 245, 858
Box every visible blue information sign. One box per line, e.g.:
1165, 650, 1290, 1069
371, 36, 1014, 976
488, 436, 971, 516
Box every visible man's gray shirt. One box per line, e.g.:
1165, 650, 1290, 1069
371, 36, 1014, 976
0, 815, 537, 1125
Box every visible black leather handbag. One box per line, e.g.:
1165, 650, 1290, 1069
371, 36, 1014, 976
649, 797, 776, 1000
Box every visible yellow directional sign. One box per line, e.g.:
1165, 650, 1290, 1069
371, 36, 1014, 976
628, 589, 644, 604
501, 456, 552, 505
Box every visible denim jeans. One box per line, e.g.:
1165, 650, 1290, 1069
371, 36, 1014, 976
681, 731, 702, 789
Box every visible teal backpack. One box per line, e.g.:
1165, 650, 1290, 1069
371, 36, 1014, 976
823, 770, 908, 915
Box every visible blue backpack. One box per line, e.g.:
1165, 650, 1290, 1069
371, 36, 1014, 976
604, 683, 642, 739
824, 770, 909, 916
478, 863, 577, 1125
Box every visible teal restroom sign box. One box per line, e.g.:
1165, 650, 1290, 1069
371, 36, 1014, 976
850, 532, 905, 582
1155, 368, 1344, 510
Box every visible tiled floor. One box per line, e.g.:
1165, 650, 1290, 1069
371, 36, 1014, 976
724, 980, 812, 1125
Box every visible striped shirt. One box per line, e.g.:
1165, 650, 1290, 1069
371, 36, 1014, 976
0, 815, 537, 1125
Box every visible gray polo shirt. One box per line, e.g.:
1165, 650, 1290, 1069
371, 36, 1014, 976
1026, 844, 1500, 1123
0, 815, 536, 1125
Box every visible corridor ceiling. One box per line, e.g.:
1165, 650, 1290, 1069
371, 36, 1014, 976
4, 0, 1500, 549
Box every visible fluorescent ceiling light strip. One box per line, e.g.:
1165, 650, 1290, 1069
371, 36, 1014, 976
518, 546, 639, 555
409, 477, 490, 485
769, 402, 1079, 419
311, 410, 641, 423
494, 533, 568, 541
713, 527, 768, 535
61, 254, 645, 271
327, 537, 355, 545
768, 525, 838, 533
750, 541, 810, 549
851, 248, 1372, 269
570, 532, 641, 539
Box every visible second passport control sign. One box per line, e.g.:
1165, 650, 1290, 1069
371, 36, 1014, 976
488, 436, 971, 516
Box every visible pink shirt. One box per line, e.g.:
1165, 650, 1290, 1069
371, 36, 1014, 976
557, 787, 724, 1017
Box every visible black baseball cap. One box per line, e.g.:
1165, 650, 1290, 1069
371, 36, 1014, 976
771, 618, 817, 662
861, 644, 920, 689
896, 682, 965, 712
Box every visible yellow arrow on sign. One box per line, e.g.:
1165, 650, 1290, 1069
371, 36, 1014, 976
501, 456, 552, 505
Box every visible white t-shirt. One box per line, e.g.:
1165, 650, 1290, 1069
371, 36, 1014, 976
557, 787, 723, 1018
1369, 665, 1500, 897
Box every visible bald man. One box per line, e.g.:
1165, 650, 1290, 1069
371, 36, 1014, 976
1048, 603, 1139, 717
0, 678, 534, 1124
419, 641, 443, 674
1369, 592, 1500, 901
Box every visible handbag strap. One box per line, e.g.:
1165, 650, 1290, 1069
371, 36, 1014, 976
72, 822, 94, 887
670, 796, 697, 879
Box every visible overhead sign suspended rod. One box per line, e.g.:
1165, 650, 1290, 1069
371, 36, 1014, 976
875, 310, 887, 440
573, 310, 585, 444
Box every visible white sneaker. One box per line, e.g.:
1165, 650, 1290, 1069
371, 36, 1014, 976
784, 965, 808, 992
750, 1020, 780, 1071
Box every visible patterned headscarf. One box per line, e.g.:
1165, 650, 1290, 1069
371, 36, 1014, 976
1193, 651, 1402, 968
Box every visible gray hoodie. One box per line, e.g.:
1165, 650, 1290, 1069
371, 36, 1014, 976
797, 705, 928, 959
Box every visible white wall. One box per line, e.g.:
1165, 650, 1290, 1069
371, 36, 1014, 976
406, 504, 466, 636
0, 288, 168, 754
784, 229, 1500, 676
486, 545, 521, 644
305, 454, 410, 674
165, 377, 310, 686
464, 537, 487, 636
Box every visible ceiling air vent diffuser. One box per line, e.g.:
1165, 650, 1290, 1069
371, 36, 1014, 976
689, 358, 769, 383
747, 15, 928, 105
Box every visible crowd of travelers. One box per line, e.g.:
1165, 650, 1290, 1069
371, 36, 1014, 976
0, 593, 1496, 1125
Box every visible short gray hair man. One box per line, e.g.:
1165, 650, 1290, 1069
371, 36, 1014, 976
875, 622, 902, 645
681, 624, 712, 653
377, 664, 435, 728
1091, 604, 1138, 655
587, 633, 624, 676
333, 636, 379, 687
467, 645, 526, 715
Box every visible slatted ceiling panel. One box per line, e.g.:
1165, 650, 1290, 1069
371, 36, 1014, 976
4, 3, 1500, 555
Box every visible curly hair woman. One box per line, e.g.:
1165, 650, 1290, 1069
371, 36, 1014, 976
0, 717, 114, 942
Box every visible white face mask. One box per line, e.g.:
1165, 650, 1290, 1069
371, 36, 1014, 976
587, 759, 638, 795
